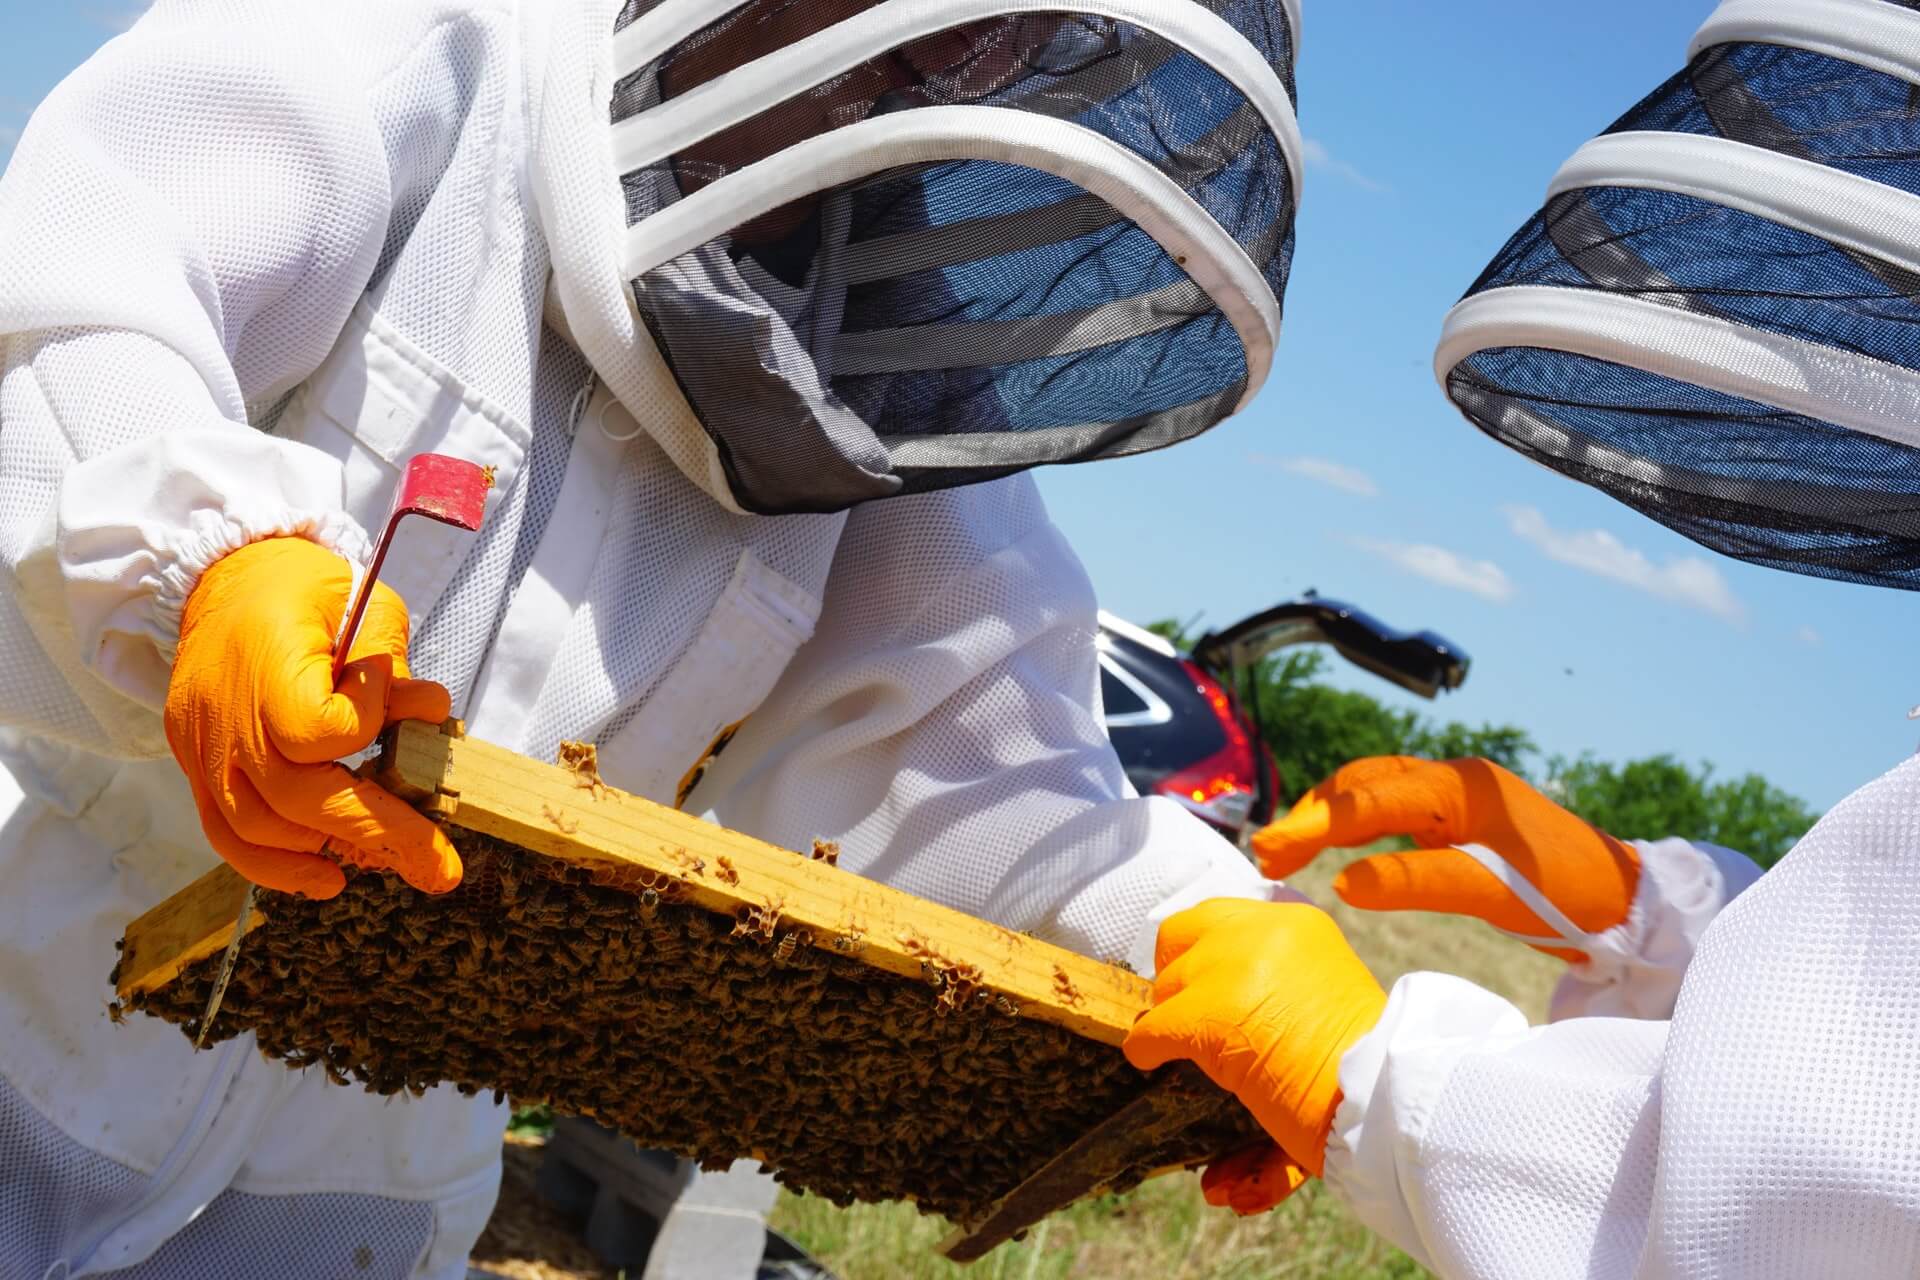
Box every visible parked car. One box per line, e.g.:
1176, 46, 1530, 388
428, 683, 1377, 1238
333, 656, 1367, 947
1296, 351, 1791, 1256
1097, 597, 1471, 841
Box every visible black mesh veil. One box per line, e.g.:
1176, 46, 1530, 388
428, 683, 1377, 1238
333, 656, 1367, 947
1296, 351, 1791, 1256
606, 0, 1299, 514
1437, 0, 1920, 589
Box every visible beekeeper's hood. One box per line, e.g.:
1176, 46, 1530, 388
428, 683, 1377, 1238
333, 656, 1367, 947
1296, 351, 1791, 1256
535, 0, 1300, 515
1436, 0, 1920, 589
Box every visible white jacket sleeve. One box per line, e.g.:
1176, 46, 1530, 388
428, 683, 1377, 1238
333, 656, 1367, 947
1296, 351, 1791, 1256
0, 1, 405, 754
1325, 755, 1920, 1280
1547, 836, 1764, 1022
695, 474, 1282, 970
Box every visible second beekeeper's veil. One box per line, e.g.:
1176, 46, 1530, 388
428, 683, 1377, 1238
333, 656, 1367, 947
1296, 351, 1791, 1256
1437, 0, 1920, 589
555, 0, 1299, 515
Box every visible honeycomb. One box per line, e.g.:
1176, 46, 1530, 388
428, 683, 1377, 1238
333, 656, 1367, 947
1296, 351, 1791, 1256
115, 834, 1261, 1225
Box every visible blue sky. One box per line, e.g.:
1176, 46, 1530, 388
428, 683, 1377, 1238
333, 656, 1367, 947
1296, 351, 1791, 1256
5, 1, 1914, 812
1038, 0, 1919, 814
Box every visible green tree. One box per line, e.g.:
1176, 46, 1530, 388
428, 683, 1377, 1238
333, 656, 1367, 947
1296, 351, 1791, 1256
1137, 617, 1816, 862
1245, 650, 1422, 803
1222, 644, 1534, 803
1143, 618, 1201, 650
1703, 772, 1820, 867
1546, 754, 1815, 868
1402, 721, 1537, 776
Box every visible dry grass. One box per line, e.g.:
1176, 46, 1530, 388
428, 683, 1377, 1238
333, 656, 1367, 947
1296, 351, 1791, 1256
768, 849, 1563, 1279
1287, 852, 1562, 1022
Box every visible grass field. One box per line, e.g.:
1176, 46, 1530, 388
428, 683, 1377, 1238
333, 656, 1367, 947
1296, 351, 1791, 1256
768, 853, 1563, 1279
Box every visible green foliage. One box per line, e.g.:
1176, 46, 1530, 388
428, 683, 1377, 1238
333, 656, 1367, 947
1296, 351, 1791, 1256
771, 1173, 1430, 1280
507, 1104, 554, 1137
1401, 721, 1538, 773
1245, 650, 1419, 801
1220, 644, 1535, 804
1141, 618, 1818, 863
1703, 773, 1820, 867
1142, 618, 1199, 649
1545, 754, 1815, 868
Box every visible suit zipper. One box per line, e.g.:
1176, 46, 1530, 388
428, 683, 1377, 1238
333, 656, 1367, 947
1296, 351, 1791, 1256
58, 1037, 247, 1278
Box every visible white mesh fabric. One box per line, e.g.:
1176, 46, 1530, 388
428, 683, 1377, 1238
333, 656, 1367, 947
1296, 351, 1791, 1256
410, 330, 592, 711
1419, 1019, 1665, 1278
0, 328, 356, 756
1329, 755, 1920, 1279
0, 1074, 437, 1280
0, 2, 399, 411
328, 3, 556, 712
516, 430, 843, 763
0, 1076, 142, 1276
0, 597, 100, 747
360, 6, 547, 428
1549, 837, 1764, 1023
0, 0, 565, 755
109, 1188, 434, 1280
0, 327, 241, 575
1645, 753, 1920, 1279
0, 1, 424, 755
694, 473, 1268, 965
364, 12, 509, 294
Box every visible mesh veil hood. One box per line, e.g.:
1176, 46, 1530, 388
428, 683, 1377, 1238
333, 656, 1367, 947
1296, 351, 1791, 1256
546, 0, 1301, 515
1438, 0, 1920, 590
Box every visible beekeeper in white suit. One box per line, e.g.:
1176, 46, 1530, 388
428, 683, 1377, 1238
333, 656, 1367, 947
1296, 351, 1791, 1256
1125, 1, 1920, 1275
0, 0, 1304, 1276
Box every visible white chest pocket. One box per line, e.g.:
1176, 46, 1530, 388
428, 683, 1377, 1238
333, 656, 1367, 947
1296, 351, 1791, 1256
273, 300, 530, 621
596, 544, 822, 808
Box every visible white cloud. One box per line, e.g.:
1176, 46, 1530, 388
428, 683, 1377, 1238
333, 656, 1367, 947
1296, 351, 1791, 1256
1252, 453, 1379, 497
1796, 624, 1823, 648
1503, 505, 1747, 625
1349, 536, 1515, 603
1301, 137, 1390, 193
82, 3, 150, 32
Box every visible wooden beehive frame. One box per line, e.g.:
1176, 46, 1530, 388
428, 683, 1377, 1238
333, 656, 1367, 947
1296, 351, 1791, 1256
116, 721, 1153, 1043
116, 721, 1254, 1261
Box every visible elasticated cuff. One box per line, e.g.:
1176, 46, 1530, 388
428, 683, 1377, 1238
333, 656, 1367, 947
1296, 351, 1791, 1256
1325, 972, 1535, 1271
1548, 837, 1763, 1021
148, 506, 372, 663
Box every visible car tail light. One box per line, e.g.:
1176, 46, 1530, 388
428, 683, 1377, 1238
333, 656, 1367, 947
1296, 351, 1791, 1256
1153, 660, 1258, 834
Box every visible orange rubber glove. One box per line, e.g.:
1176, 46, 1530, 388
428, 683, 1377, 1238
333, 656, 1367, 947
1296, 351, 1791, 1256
1124, 899, 1387, 1191
164, 537, 462, 899
1251, 757, 1640, 964
1201, 1142, 1311, 1216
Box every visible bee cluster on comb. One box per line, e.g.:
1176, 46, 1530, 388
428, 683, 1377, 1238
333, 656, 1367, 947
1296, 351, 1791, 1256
112, 724, 1262, 1236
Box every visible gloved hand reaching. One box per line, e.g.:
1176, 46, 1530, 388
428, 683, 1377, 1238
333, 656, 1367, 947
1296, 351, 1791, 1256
1251, 757, 1640, 964
1124, 899, 1387, 1212
164, 536, 462, 899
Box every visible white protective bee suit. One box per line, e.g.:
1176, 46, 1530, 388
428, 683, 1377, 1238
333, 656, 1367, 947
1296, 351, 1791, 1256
1323, 0, 1920, 1275
0, 0, 1303, 1276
